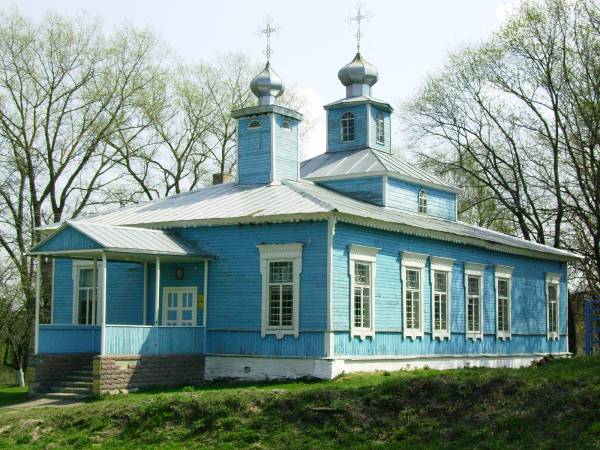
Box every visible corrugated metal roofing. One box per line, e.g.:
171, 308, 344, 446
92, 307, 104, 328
300, 148, 461, 193
323, 95, 394, 111
53, 179, 578, 261
32, 220, 211, 257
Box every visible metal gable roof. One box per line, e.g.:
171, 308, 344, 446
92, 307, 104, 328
300, 148, 461, 193
31, 220, 211, 258
37, 180, 578, 262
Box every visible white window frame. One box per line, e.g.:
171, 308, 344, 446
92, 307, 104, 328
258, 243, 303, 339
72, 260, 103, 326
418, 189, 428, 214
341, 111, 355, 142
401, 252, 427, 339
464, 263, 485, 340
349, 245, 379, 340
430, 256, 454, 340
247, 119, 261, 130
162, 286, 198, 327
545, 273, 561, 341
375, 111, 385, 144
495, 265, 513, 340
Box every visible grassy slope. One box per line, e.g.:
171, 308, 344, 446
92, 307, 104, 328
0, 356, 599, 449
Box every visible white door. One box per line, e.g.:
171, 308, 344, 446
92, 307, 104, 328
162, 287, 197, 326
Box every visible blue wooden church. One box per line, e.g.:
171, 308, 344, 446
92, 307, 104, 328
30, 46, 577, 396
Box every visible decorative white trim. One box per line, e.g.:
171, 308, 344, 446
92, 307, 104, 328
50, 258, 55, 325
430, 256, 454, 340
71, 259, 104, 325
495, 265, 513, 340
545, 272, 561, 341
349, 245, 379, 339
401, 252, 427, 339
325, 218, 337, 357
257, 243, 303, 339
366, 103, 372, 146
162, 286, 198, 327
464, 263, 485, 340
382, 175, 388, 206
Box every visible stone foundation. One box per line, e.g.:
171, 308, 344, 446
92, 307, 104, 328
28, 353, 94, 394
93, 354, 205, 396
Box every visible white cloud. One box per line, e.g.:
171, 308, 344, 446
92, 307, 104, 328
292, 86, 326, 160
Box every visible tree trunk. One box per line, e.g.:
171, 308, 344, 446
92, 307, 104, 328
16, 366, 25, 387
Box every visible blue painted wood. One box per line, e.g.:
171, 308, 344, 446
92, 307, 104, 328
327, 105, 369, 152
386, 178, 457, 220
333, 332, 568, 356
104, 325, 204, 355
331, 222, 568, 356
36, 226, 101, 252
584, 300, 600, 355
38, 325, 100, 354
52, 259, 73, 324
368, 106, 391, 152
319, 177, 384, 206
237, 115, 273, 184
206, 330, 324, 357
273, 114, 300, 181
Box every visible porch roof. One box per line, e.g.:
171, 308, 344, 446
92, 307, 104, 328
30, 220, 212, 262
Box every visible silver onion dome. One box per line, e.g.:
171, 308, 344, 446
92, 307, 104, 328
338, 52, 378, 98
250, 62, 285, 106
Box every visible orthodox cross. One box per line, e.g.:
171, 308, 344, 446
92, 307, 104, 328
261, 17, 278, 63
351, 4, 370, 52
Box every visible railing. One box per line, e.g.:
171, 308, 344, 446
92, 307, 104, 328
104, 325, 205, 356
38, 325, 101, 354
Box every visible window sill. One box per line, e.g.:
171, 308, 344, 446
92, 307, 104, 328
497, 332, 511, 341
404, 329, 424, 340
547, 333, 560, 341
432, 331, 451, 341
466, 332, 483, 341
262, 329, 299, 339
351, 328, 375, 340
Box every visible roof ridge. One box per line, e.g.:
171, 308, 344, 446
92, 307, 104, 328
282, 179, 337, 212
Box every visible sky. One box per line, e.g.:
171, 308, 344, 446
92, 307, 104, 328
3, 0, 519, 157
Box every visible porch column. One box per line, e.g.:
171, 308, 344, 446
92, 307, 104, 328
34, 255, 41, 354
100, 252, 107, 356
154, 256, 160, 326
203, 260, 208, 327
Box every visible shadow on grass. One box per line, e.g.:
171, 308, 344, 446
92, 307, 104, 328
0, 386, 29, 407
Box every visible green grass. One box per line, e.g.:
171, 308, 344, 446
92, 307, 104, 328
0, 386, 29, 408
1, 356, 600, 448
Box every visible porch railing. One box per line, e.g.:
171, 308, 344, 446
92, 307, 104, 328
38, 325, 101, 354
104, 325, 204, 356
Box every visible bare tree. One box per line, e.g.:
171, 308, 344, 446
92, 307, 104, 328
403, 0, 600, 293
0, 10, 163, 375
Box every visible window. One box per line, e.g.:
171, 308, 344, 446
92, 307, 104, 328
247, 119, 261, 129
350, 245, 379, 339
431, 257, 454, 340
163, 287, 197, 327
495, 266, 513, 340
402, 252, 427, 339
281, 120, 291, 130
376, 111, 385, 144
72, 261, 102, 325
418, 189, 428, 214
341, 111, 355, 142
268, 262, 294, 328
546, 273, 560, 340
258, 244, 303, 338
465, 263, 485, 340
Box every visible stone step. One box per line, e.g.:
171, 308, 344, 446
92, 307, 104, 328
44, 392, 90, 400
65, 374, 93, 382
54, 381, 93, 388
69, 370, 93, 377
50, 386, 93, 395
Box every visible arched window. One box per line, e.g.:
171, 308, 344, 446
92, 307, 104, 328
418, 189, 428, 214
341, 112, 355, 142
376, 112, 385, 144
281, 120, 291, 130
247, 120, 261, 130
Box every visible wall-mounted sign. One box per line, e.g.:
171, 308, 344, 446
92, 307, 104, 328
197, 293, 204, 309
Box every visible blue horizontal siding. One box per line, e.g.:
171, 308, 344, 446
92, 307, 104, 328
327, 105, 368, 152
104, 325, 204, 355
37, 226, 101, 252
332, 222, 568, 356
274, 114, 299, 181
319, 177, 384, 206
237, 115, 272, 184
206, 330, 324, 357
52, 258, 73, 324
38, 325, 100, 354
334, 332, 568, 356
368, 106, 391, 152
386, 178, 457, 221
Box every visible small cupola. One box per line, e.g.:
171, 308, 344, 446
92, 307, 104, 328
338, 52, 379, 98
250, 62, 285, 106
